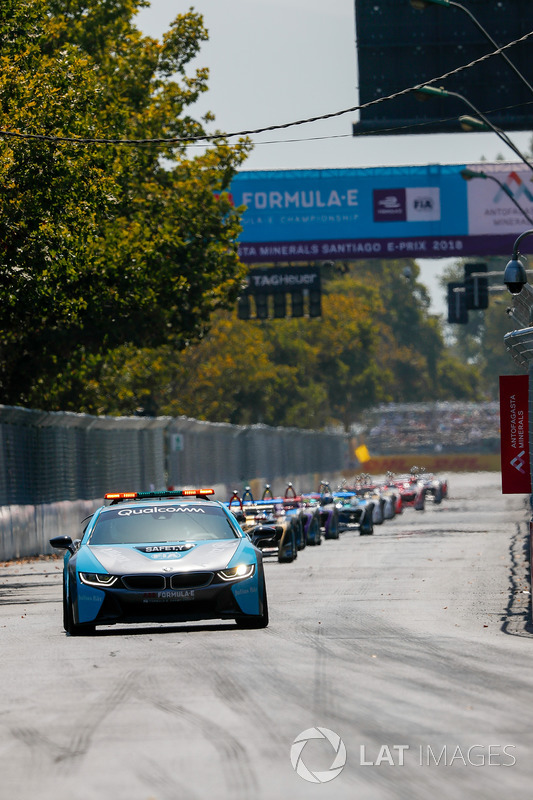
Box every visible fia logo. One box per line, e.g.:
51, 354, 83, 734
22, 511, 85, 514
413, 196, 434, 211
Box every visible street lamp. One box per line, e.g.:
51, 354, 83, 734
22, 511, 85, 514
415, 85, 533, 171
409, 0, 533, 97
458, 115, 533, 163
503, 229, 533, 295
460, 168, 533, 225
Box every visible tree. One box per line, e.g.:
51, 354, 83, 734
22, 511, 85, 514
73, 258, 479, 428
0, 0, 250, 408
439, 257, 523, 398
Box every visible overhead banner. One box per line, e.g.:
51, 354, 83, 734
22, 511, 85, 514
230, 163, 533, 263
499, 374, 531, 494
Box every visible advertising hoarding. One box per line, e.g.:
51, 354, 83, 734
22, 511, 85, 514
499, 374, 531, 494
231, 163, 532, 263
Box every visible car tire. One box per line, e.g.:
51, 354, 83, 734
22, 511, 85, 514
64, 578, 95, 636
295, 517, 305, 550
359, 511, 374, 536
307, 515, 321, 546
325, 508, 340, 539
278, 526, 297, 563
236, 585, 269, 628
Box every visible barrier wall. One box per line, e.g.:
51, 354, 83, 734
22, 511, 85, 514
354, 454, 501, 475
0, 405, 348, 561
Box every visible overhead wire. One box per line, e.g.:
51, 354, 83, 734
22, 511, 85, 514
0, 29, 531, 148
195, 99, 533, 149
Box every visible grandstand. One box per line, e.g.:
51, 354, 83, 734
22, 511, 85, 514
360, 402, 500, 456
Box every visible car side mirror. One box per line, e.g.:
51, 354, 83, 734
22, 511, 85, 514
50, 535, 75, 554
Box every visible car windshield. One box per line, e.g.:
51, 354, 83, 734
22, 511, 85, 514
88, 503, 239, 545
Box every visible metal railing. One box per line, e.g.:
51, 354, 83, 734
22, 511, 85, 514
0, 405, 348, 508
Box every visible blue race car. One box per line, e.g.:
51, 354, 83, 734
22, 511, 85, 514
333, 490, 375, 535
226, 486, 302, 562
50, 488, 268, 634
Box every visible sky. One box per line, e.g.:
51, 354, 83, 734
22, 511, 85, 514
135, 0, 532, 313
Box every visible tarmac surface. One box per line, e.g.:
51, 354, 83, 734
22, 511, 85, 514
1, 472, 532, 800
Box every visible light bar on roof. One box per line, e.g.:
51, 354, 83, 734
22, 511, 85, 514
105, 489, 214, 500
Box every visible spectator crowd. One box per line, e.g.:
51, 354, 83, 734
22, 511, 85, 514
361, 402, 500, 454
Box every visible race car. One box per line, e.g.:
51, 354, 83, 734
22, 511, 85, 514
350, 475, 399, 522
227, 487, 301, 563
333, 488, 375, 535
50, 488, 268, 634
282, 483, 323, 547
418, 472, 448, 504
302, 481, 341, 540
388, 471, 426, 511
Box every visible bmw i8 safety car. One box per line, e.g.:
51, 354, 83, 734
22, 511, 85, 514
50, 488, 268, 634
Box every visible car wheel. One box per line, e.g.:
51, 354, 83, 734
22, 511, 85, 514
295, 518, 305, 550
278, 526, 297, 563
359, 511, 374, 535
64, 578, 95, 636
236, 585, 269, 628
324, 508, 339, 539
307, 515, 321, 546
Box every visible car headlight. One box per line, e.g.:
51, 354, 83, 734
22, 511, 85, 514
217, 564, 255, 582
79, 572, 119, 587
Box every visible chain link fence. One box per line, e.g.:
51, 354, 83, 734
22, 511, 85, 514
0, 405, 348, 560
166, 417, 348, 489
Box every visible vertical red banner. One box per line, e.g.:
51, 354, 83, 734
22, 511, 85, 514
499, 375, 531, 494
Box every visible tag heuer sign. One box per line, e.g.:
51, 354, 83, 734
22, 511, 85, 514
245, 266, 320, 294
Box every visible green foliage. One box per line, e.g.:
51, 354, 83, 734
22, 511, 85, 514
0, 0, 251, 407
439, 257, 524, 396
73, 260, 480, 429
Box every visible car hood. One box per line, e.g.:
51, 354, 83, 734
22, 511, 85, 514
86, 540, 241, 574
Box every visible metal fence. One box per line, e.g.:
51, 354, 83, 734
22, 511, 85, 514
166, 417, 348, 489
0, 406, 168, 506
0, 405, 348, 559
0, 406, 348, 506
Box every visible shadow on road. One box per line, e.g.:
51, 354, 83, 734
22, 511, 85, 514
501, 519, 533, 637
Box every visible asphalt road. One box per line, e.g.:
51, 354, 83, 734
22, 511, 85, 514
1, 472, 533, 800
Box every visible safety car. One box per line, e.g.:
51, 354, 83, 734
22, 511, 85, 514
50, 488, 268, 634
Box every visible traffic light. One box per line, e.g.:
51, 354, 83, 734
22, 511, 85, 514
291, 291, 304, 318
464, 263, 489, 310
309, 289, 322, 318
237, 295, 251, 320
447, 282, 468, 324
273, 293, 287, 318
254, 293, 268, 319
